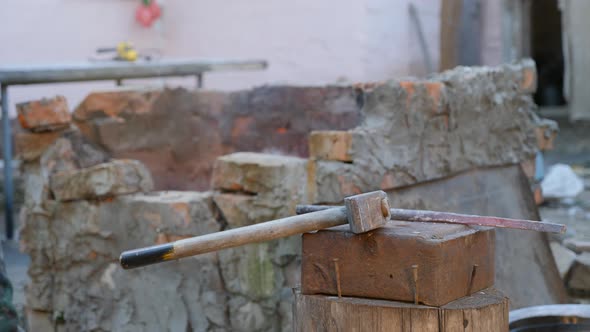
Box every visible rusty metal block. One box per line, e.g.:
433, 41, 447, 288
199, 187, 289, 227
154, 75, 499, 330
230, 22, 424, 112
301, 221, 495, 306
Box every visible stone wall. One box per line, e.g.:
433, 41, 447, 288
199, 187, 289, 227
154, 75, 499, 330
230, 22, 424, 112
18, 60, 554, 331
71, 86, 362, 191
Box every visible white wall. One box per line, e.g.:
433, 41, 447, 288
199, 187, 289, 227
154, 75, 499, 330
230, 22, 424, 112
0, 0, 441, 116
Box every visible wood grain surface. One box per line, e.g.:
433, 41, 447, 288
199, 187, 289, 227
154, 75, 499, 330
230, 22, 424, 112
301, 221, 495, 306
294, 288, 509, 332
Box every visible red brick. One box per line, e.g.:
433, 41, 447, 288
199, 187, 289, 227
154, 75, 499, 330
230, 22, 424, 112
399, 81, 447, 115
15, 130, 64, 161
308, 131, 352, 162
16, 96, 71, 132
73, 90, 160, 121
520, 65, 537, 94
399, 81, 416, 108
423, 82, 446, 114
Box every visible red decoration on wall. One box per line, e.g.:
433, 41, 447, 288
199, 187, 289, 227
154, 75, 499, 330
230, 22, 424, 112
135, 0, 162, 28
149, 1, 162, 20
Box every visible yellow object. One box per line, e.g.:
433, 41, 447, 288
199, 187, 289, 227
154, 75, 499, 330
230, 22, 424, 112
116, 42, 138, 61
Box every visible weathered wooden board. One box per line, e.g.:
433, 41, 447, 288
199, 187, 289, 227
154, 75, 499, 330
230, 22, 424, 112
294, 288, 509, 332
301, 221, 495, 306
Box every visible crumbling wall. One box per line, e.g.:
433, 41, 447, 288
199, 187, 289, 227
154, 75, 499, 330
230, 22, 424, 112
18, 60, 557, 331
308, 60, 539, 202
19, 128, 309, 330
72, 86, 362, 191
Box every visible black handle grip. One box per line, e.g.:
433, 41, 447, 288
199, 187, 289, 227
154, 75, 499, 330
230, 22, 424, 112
120, 243, 175, 269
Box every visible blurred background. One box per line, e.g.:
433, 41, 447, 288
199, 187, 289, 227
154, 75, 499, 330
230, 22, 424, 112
2, 0, 590, 331
1, 0, 579, 116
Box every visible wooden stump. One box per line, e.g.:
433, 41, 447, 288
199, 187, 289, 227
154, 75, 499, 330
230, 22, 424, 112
293, 288, 509, 332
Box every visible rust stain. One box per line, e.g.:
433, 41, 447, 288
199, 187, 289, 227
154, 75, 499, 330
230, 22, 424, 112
276, 127, 288, 134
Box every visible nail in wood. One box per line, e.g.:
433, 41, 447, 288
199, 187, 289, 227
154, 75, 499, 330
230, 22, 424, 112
412, 264, 419, 304
468, 264, 479, 294
333, 258, 342, 298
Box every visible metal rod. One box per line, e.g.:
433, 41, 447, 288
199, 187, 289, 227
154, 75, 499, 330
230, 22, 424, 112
1, 84, 13, 239
196, 73, 203, 89
120, 206, 348, 269
296, 205, 566, 234
0, 59, 268, 85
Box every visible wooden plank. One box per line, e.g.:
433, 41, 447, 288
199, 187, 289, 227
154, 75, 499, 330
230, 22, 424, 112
294, 288, 509, 332
301, 221, 495, 306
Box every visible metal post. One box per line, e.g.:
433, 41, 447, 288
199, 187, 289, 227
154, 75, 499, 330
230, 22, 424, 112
1, 84, 13, 239
196, 73, 203, 89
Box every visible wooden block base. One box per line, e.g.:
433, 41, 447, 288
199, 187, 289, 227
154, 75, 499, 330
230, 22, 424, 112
294, 288, 509, 332
302, 221, 495, 306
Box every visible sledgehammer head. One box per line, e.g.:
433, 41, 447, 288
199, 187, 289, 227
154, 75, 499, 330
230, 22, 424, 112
344, 190, 391, 234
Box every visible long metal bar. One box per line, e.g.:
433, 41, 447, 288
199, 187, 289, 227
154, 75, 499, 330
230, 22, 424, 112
120, 207, 348, 269
0, 59, 267, 85
296, 205, 566, 234
1, 84, 13, 239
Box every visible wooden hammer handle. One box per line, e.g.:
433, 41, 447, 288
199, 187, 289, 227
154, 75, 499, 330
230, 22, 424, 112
120, 206, 348, 269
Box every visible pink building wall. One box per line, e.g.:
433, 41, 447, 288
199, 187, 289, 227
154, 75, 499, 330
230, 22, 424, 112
1, 0, 449, 116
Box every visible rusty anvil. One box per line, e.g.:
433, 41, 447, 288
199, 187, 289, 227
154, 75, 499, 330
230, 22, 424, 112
119, 191, 565, 269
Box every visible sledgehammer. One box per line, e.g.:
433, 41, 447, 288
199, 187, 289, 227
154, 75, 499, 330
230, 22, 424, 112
120, 191, 391, 269
119, 190, 565, 269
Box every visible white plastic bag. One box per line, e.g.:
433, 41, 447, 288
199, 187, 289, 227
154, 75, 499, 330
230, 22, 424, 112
541, 164, 584, 199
